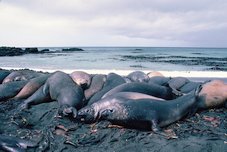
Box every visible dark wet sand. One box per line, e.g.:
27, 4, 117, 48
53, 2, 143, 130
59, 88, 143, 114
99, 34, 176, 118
0, 77, 227, 152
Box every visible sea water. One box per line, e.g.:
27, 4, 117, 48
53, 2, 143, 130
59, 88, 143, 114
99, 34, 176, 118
0, 47, 227, 72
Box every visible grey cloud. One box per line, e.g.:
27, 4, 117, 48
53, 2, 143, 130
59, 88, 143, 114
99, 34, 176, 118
1, 0, 227, 47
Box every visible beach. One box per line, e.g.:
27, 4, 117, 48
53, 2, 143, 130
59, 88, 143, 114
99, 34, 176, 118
0, 47, 227, 151
0, 67, 227, 152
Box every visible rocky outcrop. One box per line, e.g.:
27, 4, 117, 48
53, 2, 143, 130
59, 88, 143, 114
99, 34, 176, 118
24, 48, 39, 54
62, 48, 84, 52
0, 46, 84, 56
0, 47, 25, 56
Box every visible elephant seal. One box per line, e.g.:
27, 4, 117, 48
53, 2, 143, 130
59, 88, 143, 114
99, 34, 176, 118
198, 80, 227, 109
179, 81, 201, 94
167, 77, 190, 91
2, 69, 43, 83
87, 73, 126, 105
148, 76, 170, 86
84, 74, 107, 101
13, 74, 51, 100
102, 82, 181, 100
70, 71, 92, 89
0, 80, 28, 101
78, 85, 201, 132
20, 71, 85, 117
0, 70, 10, 84
147, 71, 164, 78
106, 92, 165, 101
0, 134, 38, 152
127, 71, 149, 82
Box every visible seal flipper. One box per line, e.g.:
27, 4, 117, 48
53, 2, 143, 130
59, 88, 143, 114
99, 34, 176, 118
148, 112, 168, 137
19, 85, 51, 111
58, 105, 78, 118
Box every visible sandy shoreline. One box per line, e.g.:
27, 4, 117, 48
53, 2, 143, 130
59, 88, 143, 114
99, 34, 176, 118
2, 67, 227, 78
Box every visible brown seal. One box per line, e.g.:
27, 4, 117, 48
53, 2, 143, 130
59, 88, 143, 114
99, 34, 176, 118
0, 80, 28, 101
198, 80, 227, 109
13, 74, 51, 100
70, 71, 92, 89
84, 74, 107, 101
20, 71, 85, 117
2, 69, 43, 83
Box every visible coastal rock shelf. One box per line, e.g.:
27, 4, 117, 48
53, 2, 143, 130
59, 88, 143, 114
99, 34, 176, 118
0, 47, 84, 56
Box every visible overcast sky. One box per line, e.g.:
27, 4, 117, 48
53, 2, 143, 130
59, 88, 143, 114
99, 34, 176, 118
0, 0, 227, 47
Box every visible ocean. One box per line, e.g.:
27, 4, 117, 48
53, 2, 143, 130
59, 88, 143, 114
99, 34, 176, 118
0, 47, 227, 72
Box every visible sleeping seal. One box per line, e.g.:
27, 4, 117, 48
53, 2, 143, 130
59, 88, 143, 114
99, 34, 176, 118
87, 73, 126, 105
14, 74, 50, 100
77, 85, 201, 132
2, 69, 44, 83
84, 74, 107, 101
198, 80, 227, 109
0, 80, 28, 101
70, 71, 92, 89
102, 82, 182, 100
0, 70, 10, 84
127, 71, 149, 82
19, 71, 85, 117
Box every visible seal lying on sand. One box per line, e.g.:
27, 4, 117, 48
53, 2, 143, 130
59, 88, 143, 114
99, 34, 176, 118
102, 82, 182, 100
87, 73, 126, 105
0, 70, 10, 84
2, 69, 43, 83
0, 134, 38, 152
70, 71, 92, 89
127, 71, 149, 82
198, 80, 227, 109
20, 71, 85, 117
78, 85, 201, 132
13, 74, 51, 100
0, 80, 28, 101
84, 74, 107, 101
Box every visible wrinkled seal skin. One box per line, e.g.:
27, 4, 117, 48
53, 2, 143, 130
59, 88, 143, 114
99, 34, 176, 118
0, 70, 10, 84
2, 69, 44, 84
14, 74, 51, 100
84, 74, 107, 101
70, 71, 92, 89
78, 86, 201, 132
102, 82, 181, 100
127, 71, 149, 82
20, 71, 85, 117
0, 134, 38, 152
198, 80, 227, 109
87, 73, 126, 105
0, 80, 28, 101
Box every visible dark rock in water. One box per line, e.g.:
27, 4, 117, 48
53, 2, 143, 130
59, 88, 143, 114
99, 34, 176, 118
0, 47, 24, 56
62, 48, 84, 52
40, 49, 50, 53
25, 48, 39, 54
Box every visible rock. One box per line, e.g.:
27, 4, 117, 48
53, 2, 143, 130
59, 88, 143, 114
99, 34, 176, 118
0, 47, 24, 56
24, 48, 39, 54
62, 48, 84, 52
40, 49, 50, 53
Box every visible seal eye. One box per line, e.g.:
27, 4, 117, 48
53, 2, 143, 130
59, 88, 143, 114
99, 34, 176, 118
109, 109, 114, 113
85, 109, 90, 113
